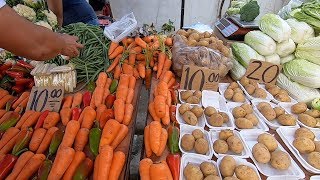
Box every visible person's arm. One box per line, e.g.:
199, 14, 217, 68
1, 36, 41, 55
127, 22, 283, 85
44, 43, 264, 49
47, 0, 63, 27
0, 5, 83, 61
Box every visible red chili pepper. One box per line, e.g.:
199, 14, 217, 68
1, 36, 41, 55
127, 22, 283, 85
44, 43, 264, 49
100, 109, 114, 129
105, 94, 116, 109
72, 108, 82, 121
12, 127, 33, 156
27, 80, 35, 89
10, 65, 30, 74
169, 105, 177, 123
16, 60, 34, 69
34, 110, 50, 129
11, 85, 25, 94
82, 91, 91, 108
14, 77, 32, 85
166, 153, 180, 180
0, 63, 12, 75
5, 70, 24, 79
0, 154, 18, 179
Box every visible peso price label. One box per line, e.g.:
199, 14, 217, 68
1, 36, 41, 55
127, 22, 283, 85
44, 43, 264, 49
26, 86, 64, 112
180, 65, 220, 91
244, 60, 282, 85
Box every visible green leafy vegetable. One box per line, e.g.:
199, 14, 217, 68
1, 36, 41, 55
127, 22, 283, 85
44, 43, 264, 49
295, 36, 320, 65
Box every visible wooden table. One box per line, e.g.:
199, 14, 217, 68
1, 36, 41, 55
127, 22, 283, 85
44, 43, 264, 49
140, 73, 317, 180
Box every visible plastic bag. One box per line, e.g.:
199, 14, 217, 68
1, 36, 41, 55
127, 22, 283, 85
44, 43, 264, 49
172, 35, 233, 77
103, 12, 137, 43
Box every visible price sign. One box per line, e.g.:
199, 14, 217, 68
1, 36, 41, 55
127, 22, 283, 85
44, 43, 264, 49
26, 86, 64, 112
244, 60, 282, 84
180, 65, 220, 91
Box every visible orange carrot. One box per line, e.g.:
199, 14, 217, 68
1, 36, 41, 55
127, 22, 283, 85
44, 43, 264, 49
60, 120, 80, 149
0, 94, 13, 109
6, 151, 34, 180
94, 86, 104, 107
21, 111, 41, 129
121, 37, 128, 47
144, 125, 152, 157
93, 154, 100, 180
96, 104, 107, 122
36, 127, 58, 154
154, 95, 166, 118
137, 63, 146, 78
107, 55, 121, 73
153, 64, 158, 72
61, 107, 72, 126
81, 107, 96, 129
123, 63, 134, 76
126, 88, 134, 104
0, 89, 9, 99
62, 151, 86, 180
136, 54, 145, 61
113, 64, 122, 80
74, 128, 89, 152
16, 154, 46, 179
129, 76, 136, 89
0, 109, 6, 119
129, 54, 136, 65
116, 86, 128, 102
148, 102, 160, 122
109, 46, 124, 59
135, 37, 147, 49
110, 124, 128, 149
90, 93, 96, 109
105, 78, 112, 89
130, 46, 142, 54
108, 42, 119, 56
98, 145, 113, 180
161, 105, 170, 126
96, 72, 108, 87
133, 67, 140, 79
145, 69, 152, 89
155, 128, 168, 156
157, 52, 166, 79
71, 93, 82, 108
165, 37, 173, 46
167, 77, 175, 88
48, 147, 75, 180
149, 161, 173, 180
166, 90, 172, 106
43, 112, 60, 129
114, 99, 125, 123
139, 158, 153, 180
102, 85, 111, 104
149, 121, 162, 154
15, 110, 34, 128
12, 92, 30, 109
119, 74, 130, 87
99, 119, 121, 151
0, 127, 19, 150
99, 109, 114, 129
157, 81, 168, 97
161, 71, 173, 84
123, 104, 133, 126
62, 96, 73, 108
143, 36, 154, 43
0, 111, 13, 125
0, 133, 18, 154
127, 37, 134, 44
108, 151, 126, 180
29, 128, 47, 152
150, 57, 155, 68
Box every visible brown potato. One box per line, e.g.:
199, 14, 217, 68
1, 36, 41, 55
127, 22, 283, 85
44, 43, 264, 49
241, 104, 253, 114
227, 136, 244, 154
205, 107, 217, 117
224, 89, 234, 100
195, 138, 209, 155
192, 129, 204, 139
233, 88, 243, 94
291, 102, 308, 114
184, 163, 203, 180
219, 130, 234, 141
213, 139, 228, 154
278, 89, 289, 96
193, 90, 202, 99
249, 80, 259, 88
224, 177, 240, 180
257, 102, 271, 111
240, 77, 250, 86
219, 112, 230, 123
298, 114, 317, 128
229, 82, 239, 89
232, 107, 247, 118
260, 106, 276, 121
181, 134, 195, 151
235, 165, 259, 180
177, 29, 188, 36
245, 84, 256, 95
295, 127, 315, 140
265, 83, 276, 90
183, 111, 198, 126
305, 109, 320, 118
245, 114, 258, 126
188, 33, 200, 41
293, 137, 315, 153
253, 88, 267, 99
186, 96, 200, 104
270, 150, 291, 170
204, 31, 211, 38
308, 152, 320, 170
181, 90, 193, 101
315, 141, 320, 152
198, 40, 209, 47
204, 175, 220, 180
219, 156, 236, 177
277, 114, 296, 126
275, 94, 291, 102
232, 93, 245, 102
200, 162, 218, 176
209, 113, 224, 127
258, 133, 278, 152
274, 107, 285, 118
191, 106, 204, 118
235, 118, 254, 129
179, 104, 191, 114
253, 143, 271, 163
268, 86, 280, 96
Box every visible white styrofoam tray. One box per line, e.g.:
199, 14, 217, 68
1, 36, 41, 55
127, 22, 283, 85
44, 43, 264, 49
178, 89, 202, 106
217, 156, 262, 180
179, 125, 214, 159
277, 126, 320, 174
240, 129, 305, 179
226, 102, 269, 131
210, 129, 250, 158
201, 90, 229, 112
259, 84, 297, 104
252, 100, 300, 130
237, 81, 273, 101
219, 83, 250, 104
176, 104, 206, 128
205, 110, 235, 130
180, 154, 222, 180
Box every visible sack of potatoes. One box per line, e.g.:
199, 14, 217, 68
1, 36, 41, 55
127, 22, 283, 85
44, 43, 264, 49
213, 129, 244, 155
183, 161, 220, 180
232, 103, 259, 129
240, 77, 267, 99
180, 90, 202, 104
181, 129, 209, 155
204, 106, 230, 127
179, 104, 204, 126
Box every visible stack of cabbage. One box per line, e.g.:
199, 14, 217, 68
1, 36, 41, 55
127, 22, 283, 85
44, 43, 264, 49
231, 13, 320, 103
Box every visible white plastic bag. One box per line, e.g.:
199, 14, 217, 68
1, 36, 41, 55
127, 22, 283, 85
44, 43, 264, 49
103, 12, 137, 43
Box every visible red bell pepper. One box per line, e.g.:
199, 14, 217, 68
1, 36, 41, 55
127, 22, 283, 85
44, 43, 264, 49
166, 153, 180, 180
105, 94, 116, 109
0, 154, 18, 179
5, 70, 24, 79
71, 108, 82, 121
34, 110, 50, 129
72, 158, 93, 180
14, 77, 32, 85
16, 60, 34, 69
12, 127, 33, 156
169, 105, 177, 123
11, 85, 25, 94
82, 91, 91, 108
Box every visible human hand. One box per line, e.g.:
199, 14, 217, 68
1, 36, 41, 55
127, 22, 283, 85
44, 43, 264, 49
60, 34, 83, 58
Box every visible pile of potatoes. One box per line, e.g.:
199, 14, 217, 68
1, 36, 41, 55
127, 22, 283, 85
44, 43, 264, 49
176, 29, 230, 57
180, 90, 202, 104
204, 106, 230, 127
183, 162, 220, 180
240, 77, 267, 99
265, 84, 291, 102
219, 156, 259, 180
293, 127, 320, 170
291, 102, 320, 128
181, 129, 209, 155
232, 103, 259, 129
257, 102, 296, 126
179, 104, 204, 126
252, 133, 291, 170
224, 82, 246, 103
213, 130, 244, 155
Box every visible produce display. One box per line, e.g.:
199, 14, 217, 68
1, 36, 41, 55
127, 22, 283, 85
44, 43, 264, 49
213, 130, 244, 155
223, 82, 246, 103
205, 106, 230, 128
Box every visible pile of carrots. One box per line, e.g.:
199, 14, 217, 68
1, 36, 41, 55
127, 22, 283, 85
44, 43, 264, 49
0, 89, 30, 112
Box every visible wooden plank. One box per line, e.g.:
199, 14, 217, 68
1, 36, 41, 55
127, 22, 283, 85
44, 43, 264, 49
116, 79, 143, 180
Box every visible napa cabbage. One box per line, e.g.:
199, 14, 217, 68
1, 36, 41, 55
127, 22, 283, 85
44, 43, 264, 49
231, 42, 265, 68
244, 30, 276, 56
259, 14, 291, 43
